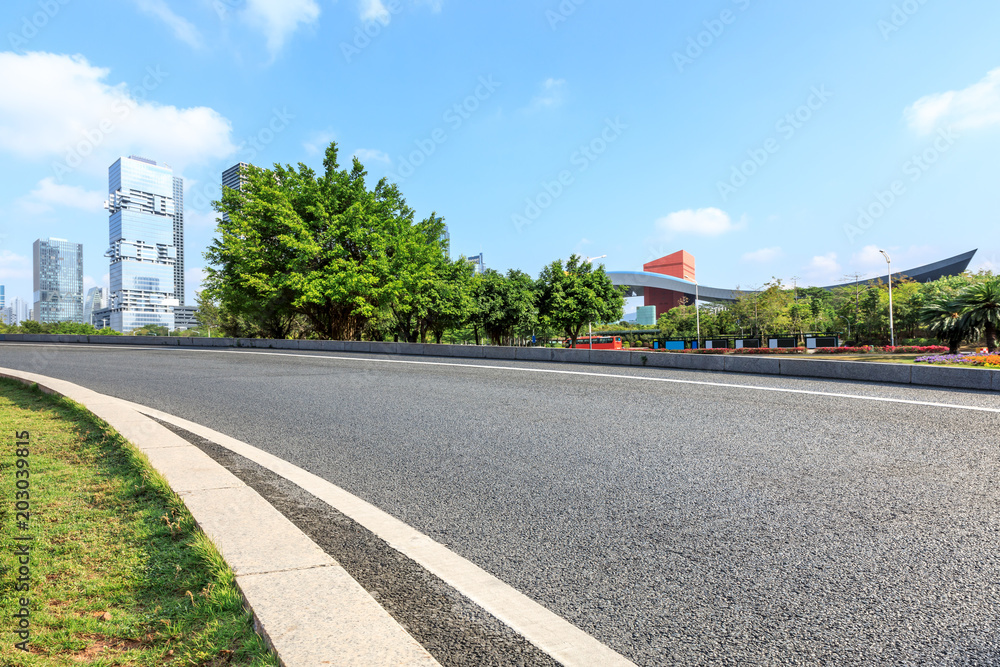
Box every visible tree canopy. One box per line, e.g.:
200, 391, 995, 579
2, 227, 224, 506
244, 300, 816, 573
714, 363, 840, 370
536, 255, 625, 346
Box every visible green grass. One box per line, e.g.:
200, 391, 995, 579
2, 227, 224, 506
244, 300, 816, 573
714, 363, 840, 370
0, 379, 278, 666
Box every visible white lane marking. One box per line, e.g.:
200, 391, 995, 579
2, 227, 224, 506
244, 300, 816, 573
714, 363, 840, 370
125, 400, 637, 667
4, 342, 1000, 414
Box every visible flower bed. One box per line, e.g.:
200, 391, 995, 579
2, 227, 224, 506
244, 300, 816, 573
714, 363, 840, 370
915, 351, 996, 365
814, 345, 949, 354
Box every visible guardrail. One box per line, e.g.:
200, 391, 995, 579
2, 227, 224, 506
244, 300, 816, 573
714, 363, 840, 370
1, 333, 997, 393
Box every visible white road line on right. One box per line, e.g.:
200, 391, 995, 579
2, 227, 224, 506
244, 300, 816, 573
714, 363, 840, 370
123, 399, 638, 667
195, 347, 1000, 416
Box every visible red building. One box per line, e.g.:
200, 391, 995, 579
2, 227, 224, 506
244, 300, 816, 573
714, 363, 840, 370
643, 250, 696, 314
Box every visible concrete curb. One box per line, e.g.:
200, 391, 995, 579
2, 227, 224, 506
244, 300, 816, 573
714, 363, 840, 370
0, 367, 441, 667
1, 334, 997, 393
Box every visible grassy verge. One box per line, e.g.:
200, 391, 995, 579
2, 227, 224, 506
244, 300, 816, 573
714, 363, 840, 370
0, 379, 278, 666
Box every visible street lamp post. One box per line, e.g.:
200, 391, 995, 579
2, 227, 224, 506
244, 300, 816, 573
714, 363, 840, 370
584, 255, 607, 351
694, 278, 701, 349
879, 250, 895, 348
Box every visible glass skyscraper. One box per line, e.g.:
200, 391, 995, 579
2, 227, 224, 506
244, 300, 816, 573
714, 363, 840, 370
83, 286, 106, 326
105, 156, 179, 332
221, 162, 249, 224
32, 238, 84, 323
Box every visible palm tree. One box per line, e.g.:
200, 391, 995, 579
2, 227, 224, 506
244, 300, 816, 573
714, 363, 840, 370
957, 278, 1000, 352
919, 295, 970, 354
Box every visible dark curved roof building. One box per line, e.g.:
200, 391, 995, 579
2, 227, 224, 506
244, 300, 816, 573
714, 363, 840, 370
608, 249, 978, 307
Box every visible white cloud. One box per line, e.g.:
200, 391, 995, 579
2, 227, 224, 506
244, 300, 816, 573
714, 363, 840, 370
0, 52, 235, 176
303, 128, 337, 156
742, 247, 783, 263
133, 0, 203, 48
975, 255, 998, 274
358, 0, 441, 22
243, 0, 321, 58
0, 250, 31, 281
19, 178, 104, 214
186, 266, 207, 295
352, 148, 391, 165
523, 78, 567, 113
805, 252, 841, 283
654, 208, 743, 237
905, 67, 1000, 134
360, 0, 390, 23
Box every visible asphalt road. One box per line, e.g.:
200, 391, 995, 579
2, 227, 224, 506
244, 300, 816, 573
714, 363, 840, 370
3, 343, 1000, 666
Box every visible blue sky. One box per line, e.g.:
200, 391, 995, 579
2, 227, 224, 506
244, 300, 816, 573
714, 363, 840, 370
1, 0, 998, 312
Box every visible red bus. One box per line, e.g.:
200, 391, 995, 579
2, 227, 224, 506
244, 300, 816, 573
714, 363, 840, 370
566, 336, 623, 350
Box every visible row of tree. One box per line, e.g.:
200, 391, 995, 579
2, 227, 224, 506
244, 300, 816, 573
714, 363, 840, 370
202, 144, 625, 346
633, 271, 997, 352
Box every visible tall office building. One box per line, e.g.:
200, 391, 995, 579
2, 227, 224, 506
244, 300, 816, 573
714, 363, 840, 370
83, 286, 106, 326
172, 175, 185, 305
467, 252, 485, 275
0, 284, 5, 310
33, 238, 83, 323
221, 162, 249, 223
105, 156, 178, 332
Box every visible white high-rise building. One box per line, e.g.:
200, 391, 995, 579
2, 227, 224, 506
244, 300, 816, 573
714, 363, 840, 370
105, 156, 179, 332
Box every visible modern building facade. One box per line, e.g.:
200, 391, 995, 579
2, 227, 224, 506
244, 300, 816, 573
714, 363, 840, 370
467, 252, 485, 275
221, 162, 249, 223
33, 238, 83, 323
0, 284, 4, 310
83, 286, 107, 326
105, 156, 179, 332
636, 305, 657, 326
642, 250, 696, 313
91, 307, 112, 330
172, 175, 185, 306
173, 305, 199, 330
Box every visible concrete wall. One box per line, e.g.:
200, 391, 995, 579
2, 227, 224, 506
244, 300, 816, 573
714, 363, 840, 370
1, 333, 996, 393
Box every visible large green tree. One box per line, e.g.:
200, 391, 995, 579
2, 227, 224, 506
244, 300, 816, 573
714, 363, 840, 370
536, 255, 624, 346
469, 269, 537, 346
205, 143, 448, 340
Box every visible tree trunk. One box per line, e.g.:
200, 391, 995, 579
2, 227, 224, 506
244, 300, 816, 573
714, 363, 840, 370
986, 321, 998, 352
